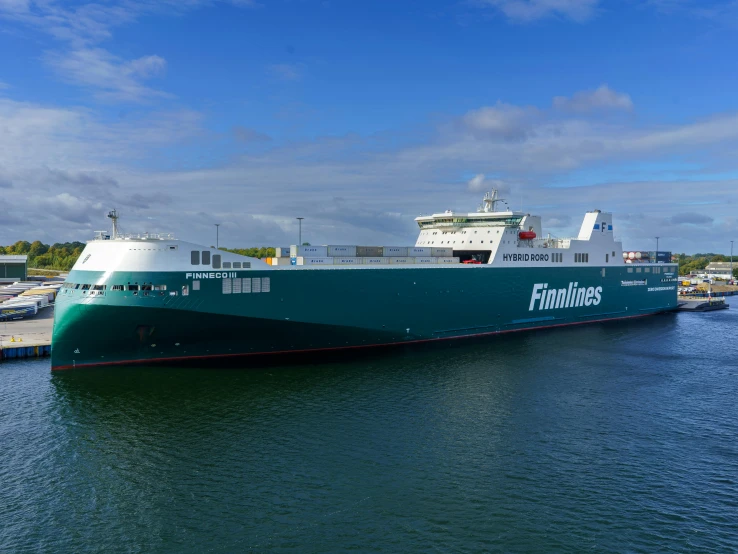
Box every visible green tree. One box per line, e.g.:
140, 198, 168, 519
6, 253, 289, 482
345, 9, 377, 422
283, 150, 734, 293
29, 240, 48, 257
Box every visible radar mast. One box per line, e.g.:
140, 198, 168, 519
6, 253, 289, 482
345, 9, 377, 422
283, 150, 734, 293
107, 209, 120, 239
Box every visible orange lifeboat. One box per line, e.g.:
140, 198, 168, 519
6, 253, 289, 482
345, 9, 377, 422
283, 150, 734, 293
518, 231, 536, 240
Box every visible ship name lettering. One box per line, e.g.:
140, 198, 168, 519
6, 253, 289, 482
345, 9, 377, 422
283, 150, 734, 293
529, 282, 602, 311
185, 272, 239, 279
503, 253, 549, 262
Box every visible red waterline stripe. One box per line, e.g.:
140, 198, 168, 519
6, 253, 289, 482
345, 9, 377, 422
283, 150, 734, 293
51, 311, 662, 370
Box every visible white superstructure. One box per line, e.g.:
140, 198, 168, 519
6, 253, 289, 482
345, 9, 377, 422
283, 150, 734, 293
415, 190, 624, 267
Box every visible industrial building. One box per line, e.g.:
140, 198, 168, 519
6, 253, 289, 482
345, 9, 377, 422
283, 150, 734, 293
0, 255, 28, 284
703, 261, 735, 280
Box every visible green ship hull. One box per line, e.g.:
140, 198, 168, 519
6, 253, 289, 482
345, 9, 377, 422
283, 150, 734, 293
51, 265, 678, 370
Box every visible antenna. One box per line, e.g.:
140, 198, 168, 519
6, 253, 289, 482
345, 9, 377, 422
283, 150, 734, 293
479, 190, 506, 213
107, 209, 119, 239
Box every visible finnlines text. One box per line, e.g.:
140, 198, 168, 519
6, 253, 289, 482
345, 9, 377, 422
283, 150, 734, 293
185, 272, 240, 279
529, 282, 602, 311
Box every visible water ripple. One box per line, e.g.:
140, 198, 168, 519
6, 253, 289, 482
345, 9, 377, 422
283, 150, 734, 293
1, 301, 737, 552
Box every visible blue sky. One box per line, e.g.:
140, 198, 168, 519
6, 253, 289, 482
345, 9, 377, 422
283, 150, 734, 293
1, 0, 737, 253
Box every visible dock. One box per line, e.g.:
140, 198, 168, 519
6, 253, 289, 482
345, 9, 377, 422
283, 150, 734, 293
0, 309, 53, 361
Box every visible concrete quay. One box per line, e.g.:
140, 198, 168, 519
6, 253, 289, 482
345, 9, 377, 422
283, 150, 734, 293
0, 308, 53, 361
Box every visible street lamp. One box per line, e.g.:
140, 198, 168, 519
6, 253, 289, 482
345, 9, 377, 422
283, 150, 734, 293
655, 236, 659, 254
215, 223, 220, 249
296, 217, 304, 246
731, 240, 734, 282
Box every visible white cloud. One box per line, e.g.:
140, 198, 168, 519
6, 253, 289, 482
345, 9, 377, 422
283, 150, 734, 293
480, 0, 600, 22
268, 63, 304, 81
45, 49, 169, 102
553, 84, 634, 112
467, 173, 509, 193
0, 0, 255, 101
2, 90, 738, 252
0, 80, 9, 90
461, 102, 540, 140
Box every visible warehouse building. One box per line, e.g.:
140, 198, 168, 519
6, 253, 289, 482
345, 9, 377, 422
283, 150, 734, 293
0, 255, 28, 284
703, 261, 735, 280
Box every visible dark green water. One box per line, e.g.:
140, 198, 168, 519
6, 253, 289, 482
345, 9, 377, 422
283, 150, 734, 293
2, 301, 738, 553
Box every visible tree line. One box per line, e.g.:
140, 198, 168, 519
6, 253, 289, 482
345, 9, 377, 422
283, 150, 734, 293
0, 240, 86, 271
675, 253, 738, 278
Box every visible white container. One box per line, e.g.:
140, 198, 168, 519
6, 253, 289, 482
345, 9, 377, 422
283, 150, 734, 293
327, 245, 357, 257
290, 245, 329, 257
409, 247, 431, 256
431, 247, 453, 257
296, 257, 334, 266
437, 257, 460, 264
362, 257, 389, 265
383, 246, 408, 257
389, 257, 413, 264
275, 247, 292, 258
414, 257, 438, 264
333, 257, 361, 265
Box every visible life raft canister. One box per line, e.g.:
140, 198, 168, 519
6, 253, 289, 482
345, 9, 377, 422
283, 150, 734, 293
518, 231, 536, 240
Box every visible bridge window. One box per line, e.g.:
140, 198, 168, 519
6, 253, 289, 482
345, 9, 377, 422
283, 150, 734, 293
233, 262, 241, 268
223, 262, 231, 269
212, 254, 221, 269
191, 250, 200, 265
202, 251, 211, 265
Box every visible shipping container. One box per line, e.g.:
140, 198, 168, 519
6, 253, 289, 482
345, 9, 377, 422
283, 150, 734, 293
437, 257, 460, 264
275, 247, 292, 258
414, 257, 438, 264
333, 257, 361, 265
0, 305, 37, 319
22, 288, 56, 300
272, 257, 295, 266
383, 247, 408, 257
327, 245, 358, 257
8, 296, 46, 308
362, 257, 390, 265
356, 246, 383, 257
290, 245, 329, 257
408, 247, 431, 256
389, 257, 413, 264
431, 247, 453, 257
296, 257, 334, 265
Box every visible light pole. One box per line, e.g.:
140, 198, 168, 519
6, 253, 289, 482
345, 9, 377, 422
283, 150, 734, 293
296, 217, 304, 246
215, 223, 220, 249
731, 240, 734, 281
655, 236, 659, 256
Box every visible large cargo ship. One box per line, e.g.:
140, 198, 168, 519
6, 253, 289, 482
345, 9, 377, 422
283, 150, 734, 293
51, 192, 679, 370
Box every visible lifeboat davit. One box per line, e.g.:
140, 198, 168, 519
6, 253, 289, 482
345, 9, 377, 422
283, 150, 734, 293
518, 231, 536, 240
